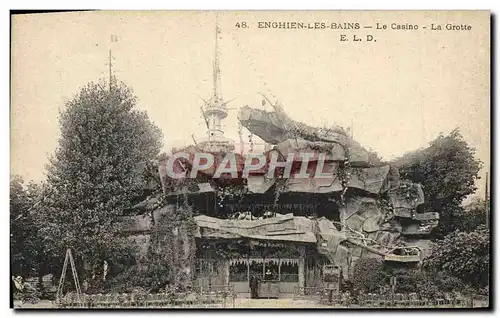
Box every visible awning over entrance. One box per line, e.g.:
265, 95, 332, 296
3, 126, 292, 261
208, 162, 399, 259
194, 213, 317, 243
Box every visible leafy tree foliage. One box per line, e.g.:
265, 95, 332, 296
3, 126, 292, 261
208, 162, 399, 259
42, 79, 163, 288
452, 198, 488, 232
10, 175, 59, 298
393, 129, 482, 237
424, 225, 489, 288
10, 175, 45, 277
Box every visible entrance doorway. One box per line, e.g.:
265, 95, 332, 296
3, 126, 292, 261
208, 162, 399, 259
229, 258, 300, 296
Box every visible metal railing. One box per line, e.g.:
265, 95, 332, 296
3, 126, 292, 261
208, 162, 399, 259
229, 272, 248, 282
55, 285, 237, 308
355, 292, 477, 308
293, 287, 325, 300
293, 288, 488, 308
279, 274, 299, 283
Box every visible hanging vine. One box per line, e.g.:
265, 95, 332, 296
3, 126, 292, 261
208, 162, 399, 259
248, 133, 254, 152
216, 181, 247, 211
378, 181, 421, 221
337, 146, 352, 205
147, 198, 197, 291
238, 121, 244, 155
273, 177, 288, 208
392, 182, 421, 204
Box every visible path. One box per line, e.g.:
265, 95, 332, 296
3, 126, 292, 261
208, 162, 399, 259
234, 298, 329, 308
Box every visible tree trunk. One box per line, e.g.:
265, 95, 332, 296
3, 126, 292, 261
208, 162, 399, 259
38, 266, 44, 295
80, 256, 89, 293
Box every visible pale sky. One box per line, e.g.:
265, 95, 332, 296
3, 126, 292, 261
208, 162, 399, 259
11, 11, 490, 198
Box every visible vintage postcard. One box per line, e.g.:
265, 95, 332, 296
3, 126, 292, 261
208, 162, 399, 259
10, 10, 490, 309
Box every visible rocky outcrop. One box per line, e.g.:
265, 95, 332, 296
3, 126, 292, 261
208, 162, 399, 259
237, 105, 380, 167
131, 104, 440, 281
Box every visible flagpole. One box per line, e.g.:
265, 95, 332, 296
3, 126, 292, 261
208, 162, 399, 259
109, 35, 117, 92
108, 48, 113, 92
485, 172, 489, 228
350, 118, 354, 139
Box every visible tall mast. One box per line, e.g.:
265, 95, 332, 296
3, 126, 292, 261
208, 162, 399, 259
108, 35, 118, 91
213, 15, 221, 101
197, 14, 234, 152
485, 171, 489, 228
108, 49, 113, 92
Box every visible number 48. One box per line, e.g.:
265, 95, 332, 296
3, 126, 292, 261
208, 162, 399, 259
235, 22, 248, 28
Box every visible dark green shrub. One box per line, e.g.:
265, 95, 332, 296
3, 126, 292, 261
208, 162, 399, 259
351, 258, 390, 293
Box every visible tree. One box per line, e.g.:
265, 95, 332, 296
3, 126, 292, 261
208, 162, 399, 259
10, 175, 41, 277
424, 225, 489, 288
393, 129, 482, 237
42, 79, 163, 289
451, 198, 488, 233
10, 176, 56, 295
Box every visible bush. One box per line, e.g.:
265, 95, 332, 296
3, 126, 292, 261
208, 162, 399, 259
392, 269, 441, 298
424, 225, 489, 288
350, 258, 390, 293
476, 285, 489, 296
103, 263, 170, 293
438, 274, 467, 293
388, 269, 475, 298
350, 256, 485, 299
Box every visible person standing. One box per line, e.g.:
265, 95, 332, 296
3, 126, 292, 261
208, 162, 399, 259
249, 275, 258, 299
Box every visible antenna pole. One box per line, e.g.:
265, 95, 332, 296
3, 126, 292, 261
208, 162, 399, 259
213, 14, 221, 100
485, 172, 489, 228
351, 119, 354, 139
108, 49, 113, 92
108, 34, 118, 92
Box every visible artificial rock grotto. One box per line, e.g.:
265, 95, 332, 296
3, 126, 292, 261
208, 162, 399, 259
119, 103, 439, 295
